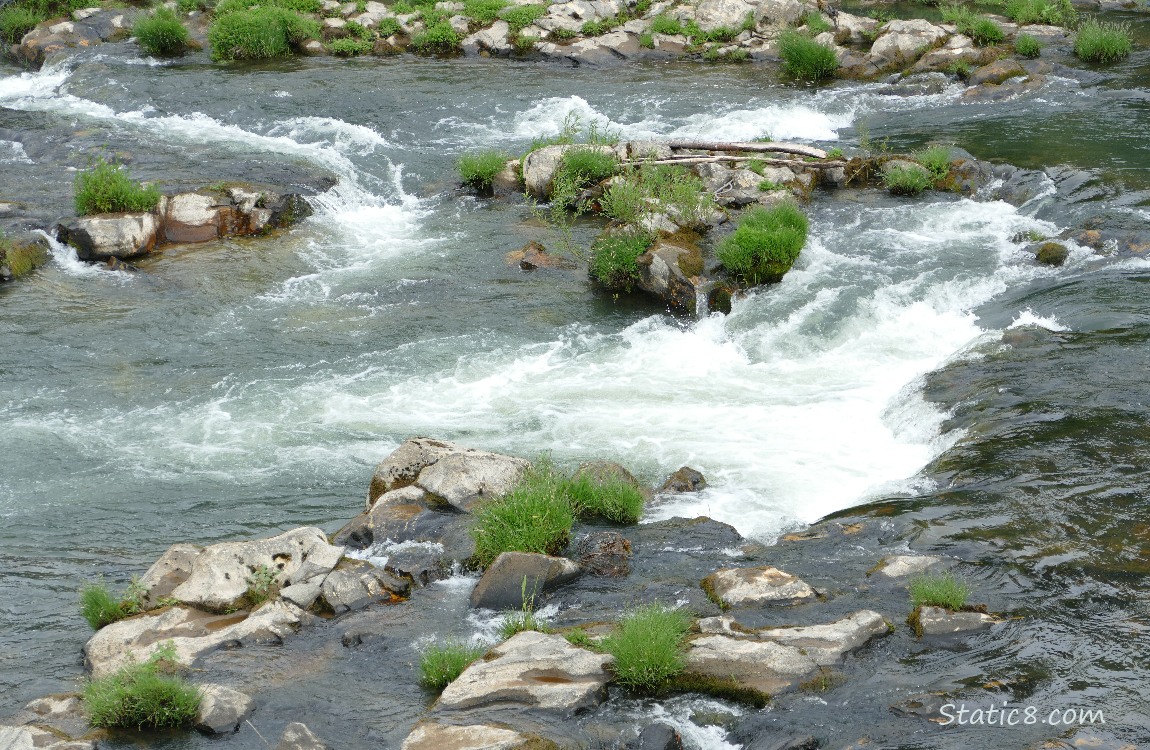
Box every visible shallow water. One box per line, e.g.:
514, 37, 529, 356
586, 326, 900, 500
2, 18, 1150, 747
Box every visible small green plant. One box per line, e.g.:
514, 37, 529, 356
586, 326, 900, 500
80, 582, 127, 630
74, 158, 161, 216
778, 29, 838, 80
827, 147, 844, 158
638, 30, 654, 47
726, 47, 749, 62
329, 36, 373, 54
566, 471, 645, 523
392, 0, 415, 13
552, 26, 577, 39
590, 231, 653, 291
882, 161, 934, 195
376, 16, 401, 36
564, 628, 598, 648
940, 2, 975, 27
740, 11, 755, 31
803, 10, 830, 34
513, 31, 538, 52
602, 604, 692, 692
418, 641, 485, 691
1004, 0, 1075, 26
458, 149, 509, 190
498, 577, 551, 638
581, 15, 622, 35
244, 564, 280, 607
134, 7, 190, 56
945, 59, 973, 79
650, 14, 682, 34
600, 177, 648, 225
501, 3, 545, 32
411, 19, 462, 53
1074, 18, 1132, 63
0, 6, 42, 45
83, 644, 201, 730
557, 147, 618, 191
345, 19, 373, 39
1014, 33, 1042, 57
208, 6, 320, 61
909, 572, 971, 610
967, 16, 1004, 46
912, 145, 952, 180
463, 0, 506, 24
470, 462, 577, 567
758, 179, 782, 191
717, 202, 808, 285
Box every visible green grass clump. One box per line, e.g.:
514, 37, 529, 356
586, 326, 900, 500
602, 604, 692, 692
600, 175, 648, 225
1004, 0, 1075, 26
208, 7, 319, 61
882, 161, 933, 196
80, 583, 130, 630
328, 37, 373, 55
559, 146, 618, 187
501, 3, 545, 33
717, 202, 808, 285
411, 19, 461, 53
0, 5, 43, 44
458, 149, 509, 190
913, 145, 951, 180
471, 463, 577, 568
1074, 18, 1132, 63
589, 231, 653, 291
463, 0, 506, 24
566, 473, 645, 524
778, 29, 837, 80
83, 645, 200, 730
1013, 33, 1042, 57
803, 10, 830, 34
940, 3, 975, 27
638, 30, 654, 47
909, 572, 970, 610
376, 16, 401, 36
418, 642, 485, 691
134, 8, 190, 56
650, 14, 682, 34
498, 577, 551, 638
967, 17, 1004, 46
74, 159, 161, 216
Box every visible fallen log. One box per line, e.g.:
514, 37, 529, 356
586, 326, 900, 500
664, 139, 828, 159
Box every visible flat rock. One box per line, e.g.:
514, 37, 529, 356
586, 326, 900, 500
470, 551, 582, 609
756, 610, 890, 664
195, 684, 254, 735
695, 0, 756, 31
686, 635, 817, 695
916, 606, 995, 635
572, 531, 632, 577
0, 725, 95, 750
868, 19, 947, 69
969, 58, 1026, 86
703, 566, 815, 607
873, 555, 942, 578
164, 193, 223, 243
367, 437, 529, 511
636, 240, 703, 314
9, 695, 88, 740
276, 722, 330, 750
437, 631, 613, 714
401, 723, 527, 750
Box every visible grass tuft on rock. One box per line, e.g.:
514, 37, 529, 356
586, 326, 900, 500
134, 8, 190, 56
778, 30, 837, 81
412, 19, 462, 53
909, 572, 970, 610
717, 202, 808, 285
458, 149, 510, 191
208, 6, 320, 61
650, 14, 682, 35
83, 645, 201, 730
501, 3, 545, 33
0, 6, 41, 45
74, 159, 161, 216
602, 603, 692, 692
471, 461, 577, 567
328, 37, 372, 55
418, 641, 485, 691
881, 161, 933, 196
1014, 33, 1042, 58
1004, 0, 1075, 26
80, 577, 148, 630
589, 231, 654, 291
967, 17, 1004, 46
1074, 18, 1132, 63
566, 472, 645, 524
912, 145, 951, 180
463, 0, 506, 25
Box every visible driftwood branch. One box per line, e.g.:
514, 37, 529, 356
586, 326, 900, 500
664, 139, 828, 159
621, 156, 848, 170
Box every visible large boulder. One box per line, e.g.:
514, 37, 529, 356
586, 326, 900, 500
366, 437, 529, 511
14, 10, 135, 69
56, 213, 160, 261
636, 240, 703, 314
562, 30, 643, 64
437, 631, 613, 714
694, 0, 756, 31
195, 684, 254, 735
660, 467, 706, 494
164, 527, 344, 612
462, 20, 512, 56
867, 19, 947, 69
969, 58, 1027, 86
163, 193, 223, 243
701, 566, 816, 607
756, 0, 808, 25
469, 552, 582, 609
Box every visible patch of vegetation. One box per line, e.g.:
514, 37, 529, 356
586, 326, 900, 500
675, 673, 769, 707
463, 0, 505, 25
80, 579, 146, 630
758, 179, 783, 191
564, 627, 599, 649
799, 668, 845, 693
913, 145, 952, 180
134, 7, 190, 56
498, 577, 552, 638
827, 147, 844, 159
717, 202, 808, 285
345, 19, 373, 39
411, 19, 462, 53
418, 641, 485, 691
501, 3, 545, 32
458, 149, 509, 191
0, 6, 43, 44
208, 6, 320, 61
967, 16, 1004, 46
1004, 0, 1076, 26
74, 158, 161, 216
589, 231, 654, 291
803, 10, 830, 34
0, 233, 47, 279
602, 604, 692, 692
598, 163, 710, 230
909, 572, 971, 610
83, 644, 201, 730
566, 471, 645, 524
1014, 32, 1042, 57
778, 29, 838, 80
581, 14, 624, 36
881, 161, 933, 195
1074, 18, 1132, 63
329, 36, 373, 54
638, 30, 654, 47
945, 59, 973, 79
683, 20, 737, 43
513, 31, 538, 52
940, 3, 975, 28
552, 26, 577, 39
556, 146, 618, 195
470, 461, 577, 567
726, 47, 749, 62
243, 564, 280, 607
650, 13, 682, 35
376, 16, 401, 36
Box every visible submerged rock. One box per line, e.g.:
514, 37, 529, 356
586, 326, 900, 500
913, 605, 996, 635
702, 565, 816, 607
401, 723, 528, 750
319, 558, 409, 613
969, 58, 1026, 86
872, 555, 942, 578
470, 551, 582, 609
660, 466, 707, 493
632, 723, 684, 750
436, 631, 613, 714
276, 722, 331, 750
1035, 241, 1069, 266
195, 684, 254, 735
0, 236, 50, 282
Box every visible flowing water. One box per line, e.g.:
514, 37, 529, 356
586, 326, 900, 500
1, 17, 1149, 747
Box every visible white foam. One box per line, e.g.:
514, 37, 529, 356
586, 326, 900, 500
1008, 308, 1070, 332
0, 140, 32, 164
37, 231, 134, 280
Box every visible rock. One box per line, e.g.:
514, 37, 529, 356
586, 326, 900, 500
161, 527, 343, 612
333, 484, 474, 560
522, 145, 573, 200
0, 236, 50, 282
469, 551, 582, 609
636, 240, 703, 314
633, 723, 683, 750
279, 580, 324, 610
164, 193, 222, 243
505, 241, 573, 270
195, 684, 254, 735
867, 19, 947, 69
10, 694, 89, 740
0, 725, 95, 750
833, 11, 877, 44
437, 631, 613, 713
872, 555, 942, 578
491, 159, 520, 196
401, 723, 528, 750
84, 600, 304, 678
757, 0, 806, 25
1035, 241, 1069, 266
574, 459, 642, 488
562, 30, 642, 63
911, 43, 989, 73
660, 466, 707, 493
276, 722, 330, 750
137, 543, 201, 605
302, 39, 326, 54
318, 558, 409, 613
572, 531, 632, 577
969, 58, 1026, 86
960, 74, 1046, 102
756, 610, 890, 664
914, 606, 995, 635
448, 14, 470, 33
385, 544, 450, 587
702, 566, 816, 607
890, 692, 951, 721
694, 0, 756, 31
14, 9, 134, 69
56, 212, 159, 261
366, 437, 529, 511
